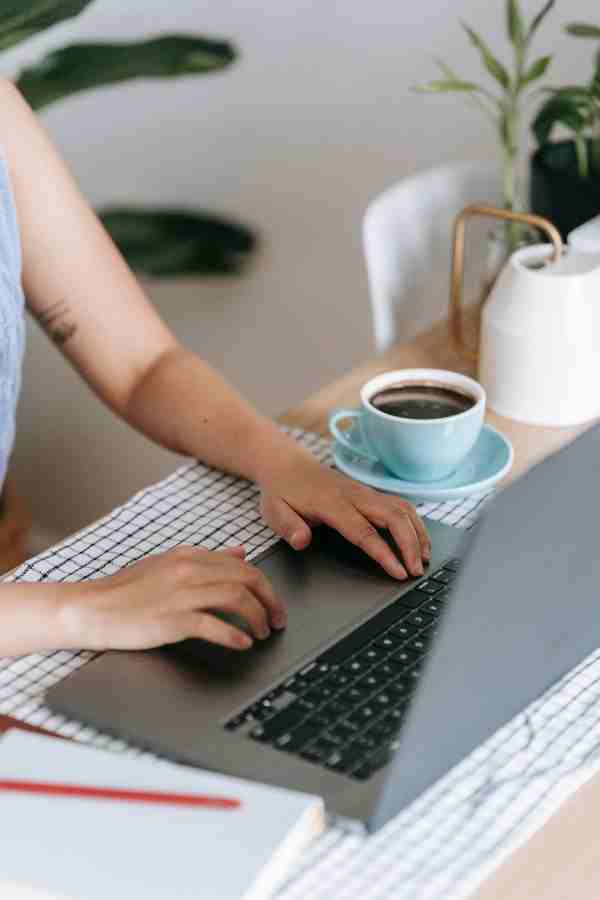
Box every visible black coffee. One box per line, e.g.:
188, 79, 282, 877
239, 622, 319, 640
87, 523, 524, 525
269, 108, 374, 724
370, 383, 476, 420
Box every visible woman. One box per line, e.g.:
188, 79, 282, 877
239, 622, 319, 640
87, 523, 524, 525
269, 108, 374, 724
0, 80, 430, 658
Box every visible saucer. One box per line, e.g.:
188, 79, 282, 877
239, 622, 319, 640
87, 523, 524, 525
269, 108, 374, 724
332, 424, 513, 502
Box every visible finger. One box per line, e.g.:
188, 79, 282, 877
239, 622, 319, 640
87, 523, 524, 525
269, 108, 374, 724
182, 611, 253, 651
206, 583, 271, 641
356, 497, 424, 577
218, 546, 247, 559
383, 509, 424, 577
322, 502, 408, 580
215, 558, 287, 630
261, 494, 312, 551
169, 548, 286, 630
403, 505, 431, 562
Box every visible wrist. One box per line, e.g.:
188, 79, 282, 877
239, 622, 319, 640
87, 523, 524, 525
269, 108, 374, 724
52, 581, 103, 651
244, 421, 315, 486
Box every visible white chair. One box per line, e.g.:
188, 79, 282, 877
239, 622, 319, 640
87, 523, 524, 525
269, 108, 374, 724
363, 161, 502, 354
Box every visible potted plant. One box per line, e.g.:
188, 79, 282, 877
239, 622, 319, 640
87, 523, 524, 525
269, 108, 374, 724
415, 0, 556, 252
6, 1, 257, 279
531, 22, 600, 238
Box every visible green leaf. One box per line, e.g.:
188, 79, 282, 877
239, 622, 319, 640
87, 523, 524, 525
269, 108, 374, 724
532, 93, 589, 144
0, 0, 93, 51
462, 22, 510, 90
520, 54, 552, 87
16, 34, 236, 110
566, 23, 600, 39
99, 208, 257, 278
413, 79, 481, 93
592, 48, 600, 98
528, 0, 556, 41
507, 0, 525, 50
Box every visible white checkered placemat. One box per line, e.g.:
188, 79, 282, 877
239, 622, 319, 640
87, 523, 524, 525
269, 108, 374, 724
3, 429, 597, 900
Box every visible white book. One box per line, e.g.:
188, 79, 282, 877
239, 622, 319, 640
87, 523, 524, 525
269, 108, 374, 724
0, 731, 325, 900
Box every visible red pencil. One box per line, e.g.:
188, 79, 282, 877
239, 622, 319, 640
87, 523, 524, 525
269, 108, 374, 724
0, 779, 240, 810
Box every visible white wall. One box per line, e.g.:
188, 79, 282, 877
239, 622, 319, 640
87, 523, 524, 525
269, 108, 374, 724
3, 0, 598, 540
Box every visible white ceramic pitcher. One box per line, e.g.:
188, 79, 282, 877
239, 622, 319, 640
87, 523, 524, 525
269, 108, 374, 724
449, 205, 600, 427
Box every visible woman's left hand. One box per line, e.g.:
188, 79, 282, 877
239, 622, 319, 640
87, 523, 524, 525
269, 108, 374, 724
258, 453, 431, 580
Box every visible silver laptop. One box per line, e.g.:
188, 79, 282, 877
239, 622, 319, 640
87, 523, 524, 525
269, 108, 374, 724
47, 425, 600, 831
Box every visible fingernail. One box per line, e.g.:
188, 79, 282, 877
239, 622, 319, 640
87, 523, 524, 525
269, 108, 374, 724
260, 628, 271, 640
240, 635, 253, 649
273, 613, 287, 630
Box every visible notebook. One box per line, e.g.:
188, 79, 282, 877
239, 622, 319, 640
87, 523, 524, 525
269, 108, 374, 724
0, 731, 325, 900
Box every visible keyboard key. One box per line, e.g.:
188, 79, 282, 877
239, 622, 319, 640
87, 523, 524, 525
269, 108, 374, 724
415, 580, 444, 596
396, 590, 427, 609
356, 671, 389, 692
298, 663, 328, 683
373, 633, 404, 651
352, 762, 376, 780
340, 659, 369, 677
390, 647, 419, 668
276, 720, 323, 751
373, 660, 405, 679
324, 671, 353, 689
444, 558, 462, 571
317, 598, 417, 667
304, 711, 330, 728
422, 600, 442, 617
359, 646, 388, 664
367, 718, 397, 741
405, 662, 423, 681
320, 700, 350, 722
250, 702, 307, 741
312, 735, 340, 756
389, 622, 420, 641
339, 684, 371, 704
431, 569, 452, 585
330, 720, 360, 741
406, 610, 434, 628
300, 746, 325, 763
406, 636, 428, 654
372, 691, 393, 709
326, 745, 364, 773
347, 704, 379, 727
303, 688, 328, 706
386, 678, 412, 699
352, 733, 378, 751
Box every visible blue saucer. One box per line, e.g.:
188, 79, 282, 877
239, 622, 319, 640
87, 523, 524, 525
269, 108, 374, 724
332, 424, 513, 502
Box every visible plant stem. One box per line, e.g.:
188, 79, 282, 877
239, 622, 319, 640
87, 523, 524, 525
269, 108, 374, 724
574, 131, 589, 178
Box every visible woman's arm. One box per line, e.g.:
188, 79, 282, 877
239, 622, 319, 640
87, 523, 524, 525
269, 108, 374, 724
0, 546, 286, 658
0, 80, 429, 580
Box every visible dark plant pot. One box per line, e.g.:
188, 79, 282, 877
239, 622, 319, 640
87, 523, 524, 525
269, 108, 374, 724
530, 140, 600, 240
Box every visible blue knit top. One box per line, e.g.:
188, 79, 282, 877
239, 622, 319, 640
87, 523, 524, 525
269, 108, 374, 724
0, 156, 25, 491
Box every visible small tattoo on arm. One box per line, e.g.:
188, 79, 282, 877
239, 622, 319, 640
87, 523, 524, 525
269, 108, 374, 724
34, 300, 78, 347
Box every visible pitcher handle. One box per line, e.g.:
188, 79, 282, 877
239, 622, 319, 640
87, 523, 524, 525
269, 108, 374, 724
449, 204, 563, 363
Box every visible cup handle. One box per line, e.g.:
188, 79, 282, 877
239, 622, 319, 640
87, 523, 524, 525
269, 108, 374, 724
329, 408, 379, 462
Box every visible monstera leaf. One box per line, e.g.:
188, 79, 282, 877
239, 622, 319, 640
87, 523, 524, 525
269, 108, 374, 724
0, 0, 93, 51
99, 208, 257, 278
17, 34, 236, 110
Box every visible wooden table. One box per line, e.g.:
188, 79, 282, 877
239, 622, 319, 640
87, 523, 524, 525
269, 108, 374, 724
282, 316, 600, 900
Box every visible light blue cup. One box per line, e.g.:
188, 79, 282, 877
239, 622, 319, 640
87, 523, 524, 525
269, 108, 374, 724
329, 369, 486, 482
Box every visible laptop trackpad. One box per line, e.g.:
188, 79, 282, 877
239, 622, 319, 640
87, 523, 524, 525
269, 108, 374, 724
167, 528, 401, 693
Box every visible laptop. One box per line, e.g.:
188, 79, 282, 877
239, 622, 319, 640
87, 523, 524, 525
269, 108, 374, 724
47, 425, 600, 832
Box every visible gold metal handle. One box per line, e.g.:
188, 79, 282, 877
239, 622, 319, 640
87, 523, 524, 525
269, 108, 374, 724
449, 204, 563, 363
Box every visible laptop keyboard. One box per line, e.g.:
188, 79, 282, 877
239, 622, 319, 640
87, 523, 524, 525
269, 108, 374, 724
225, 559, 461, 781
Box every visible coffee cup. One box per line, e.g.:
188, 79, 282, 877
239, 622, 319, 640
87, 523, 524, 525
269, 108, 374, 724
329, 369, 485, 482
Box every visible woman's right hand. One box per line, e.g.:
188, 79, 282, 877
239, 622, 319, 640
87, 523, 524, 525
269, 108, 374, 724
58, 545, 286, 652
